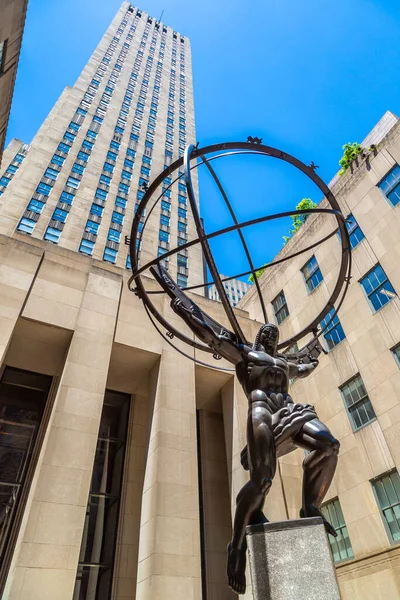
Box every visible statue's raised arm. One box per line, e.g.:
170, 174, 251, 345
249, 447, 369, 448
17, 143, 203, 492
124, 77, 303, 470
150, 264, 250, 364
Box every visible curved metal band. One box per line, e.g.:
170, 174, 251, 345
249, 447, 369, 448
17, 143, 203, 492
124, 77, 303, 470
201, 156, 269, 323
183, 145, 246, 344
129, 141, 351, 355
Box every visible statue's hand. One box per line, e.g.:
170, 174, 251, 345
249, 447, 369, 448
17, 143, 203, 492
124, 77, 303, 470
310, 357, 319, 369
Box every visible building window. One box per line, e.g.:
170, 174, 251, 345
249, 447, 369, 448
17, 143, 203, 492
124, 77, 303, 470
27, 199, 45, 213
112, 212, 123, 225
160, 214, 170, 227
67, 176, 80, 189
17, 217, 36, 234
0, 40, 7, 75
108, 229, 120, 243
392, 344, 400, 368
178, 221, 187, 233
0, 367, 53, 571
321, 499, 353, 563
272, 291, 289, 325
378, 164, 400, 206
73, 390, 131, 600
103, 162, 114, 173
371, 470, 400, 543
177, 273, 188, 287
103, 247, 117, 263
36, 182, 52, 196
320, 309, 345, 350
44, 227, 62, 244
159, 230, 169, 243
95, 188, 107, 201
301, 256, 323, 292
44, 167, 59, 180
91, 203, 104, 217
79, 239, 94, 255
346, 214, 364, 249
53, 208, 68, 223
72, 163, 85, 175
340, 374, 376, 431
115, 196, 126, 209
85, 220, 99, 235
360, 264, 397, 312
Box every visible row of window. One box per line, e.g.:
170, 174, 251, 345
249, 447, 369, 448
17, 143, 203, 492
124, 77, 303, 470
80, 20, 153, 264
44, 25, 135, 245
16, 14, 130, 236
323, 469, 400, 564
273, 258, 396, 341
0, 148, 28, 195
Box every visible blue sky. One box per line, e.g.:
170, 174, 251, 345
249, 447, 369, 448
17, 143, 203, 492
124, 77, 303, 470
7, 0, 400, 281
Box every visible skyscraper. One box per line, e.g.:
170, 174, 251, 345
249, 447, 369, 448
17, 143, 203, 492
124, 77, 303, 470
0, 1, 203, 289
209, 274, 252, 306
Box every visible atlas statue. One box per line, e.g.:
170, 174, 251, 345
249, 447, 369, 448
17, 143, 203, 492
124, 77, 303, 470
152, 264, 340, 596
130, 141, 351, 596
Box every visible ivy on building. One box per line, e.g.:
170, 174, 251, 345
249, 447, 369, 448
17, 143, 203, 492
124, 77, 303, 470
338, 142, 363, 176
282, 198, 317, 245
248, 198, 317, 282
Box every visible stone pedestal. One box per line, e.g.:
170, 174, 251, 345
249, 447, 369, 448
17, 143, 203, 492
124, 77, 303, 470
246, 517, 341, 600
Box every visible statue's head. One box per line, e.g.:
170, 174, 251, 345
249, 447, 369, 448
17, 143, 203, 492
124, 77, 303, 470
253, 323, 279, 355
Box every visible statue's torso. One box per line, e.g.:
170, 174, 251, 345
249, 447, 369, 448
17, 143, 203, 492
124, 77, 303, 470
236, 350, 290, 398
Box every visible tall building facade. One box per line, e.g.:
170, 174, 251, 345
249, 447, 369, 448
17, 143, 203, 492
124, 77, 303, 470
240, 110, 400, 598
0, 1, 203, 289
0, 0, 29, 162
209, 275, 252, 307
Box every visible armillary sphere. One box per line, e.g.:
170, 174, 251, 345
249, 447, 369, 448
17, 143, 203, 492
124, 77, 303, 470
128, 141, 352, 371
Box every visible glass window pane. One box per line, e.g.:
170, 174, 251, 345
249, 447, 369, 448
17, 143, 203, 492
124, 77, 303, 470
0, 367, 52, 562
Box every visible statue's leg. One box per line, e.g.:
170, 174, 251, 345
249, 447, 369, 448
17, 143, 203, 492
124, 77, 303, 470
294, 418, 340, 536
227, 405, 276, 595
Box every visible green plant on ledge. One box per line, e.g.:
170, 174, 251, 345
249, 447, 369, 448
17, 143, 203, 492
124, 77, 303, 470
248, 198, 317, 282
282, 198, 317, 245
339, 142, 363, 176
249, 264, 268, 283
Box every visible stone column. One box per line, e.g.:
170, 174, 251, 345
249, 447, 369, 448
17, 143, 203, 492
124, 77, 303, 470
136, 348, 201, 600
0, 236, 43, 366
198, 410, 236, 600
4, 267, 122, 600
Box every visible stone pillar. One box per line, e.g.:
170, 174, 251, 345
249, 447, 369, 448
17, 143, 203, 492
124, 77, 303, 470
198, 410, 236, 600
136, 348, 201, 600
247, 518, 341, 600
222, 377, 253, 599
0, 236, 43, 366
4, 268, 121, 600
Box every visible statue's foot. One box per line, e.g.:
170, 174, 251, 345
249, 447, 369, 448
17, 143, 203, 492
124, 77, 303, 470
300, 505, 337, 537
227, 542, 247, 595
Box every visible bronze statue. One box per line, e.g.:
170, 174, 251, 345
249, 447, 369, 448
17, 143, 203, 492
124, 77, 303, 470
152, 264, 340, 596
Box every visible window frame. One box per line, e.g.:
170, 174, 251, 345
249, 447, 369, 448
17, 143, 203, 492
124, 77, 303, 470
360, 264, 397, 313
320, 308, 346, 351
272, 291, 289, 325
371, 470, 400, 545
377, 164, 400, 207
301, 255, 323, 293
339, 374, 376, 432
321, 498, 354, 564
